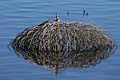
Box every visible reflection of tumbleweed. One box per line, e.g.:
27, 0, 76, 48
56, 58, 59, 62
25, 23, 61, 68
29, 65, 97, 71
8, 14, 116, 74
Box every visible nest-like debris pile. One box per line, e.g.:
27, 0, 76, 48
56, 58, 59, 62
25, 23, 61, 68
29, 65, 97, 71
9, 16, 116, 73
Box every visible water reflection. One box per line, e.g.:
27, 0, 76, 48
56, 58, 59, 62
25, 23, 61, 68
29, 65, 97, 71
8, 18, 116, 74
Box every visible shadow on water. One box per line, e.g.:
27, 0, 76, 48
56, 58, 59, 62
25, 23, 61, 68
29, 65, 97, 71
8, 14, 117, 75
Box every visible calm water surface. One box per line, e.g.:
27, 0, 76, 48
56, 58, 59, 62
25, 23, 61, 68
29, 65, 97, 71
0, 0, 120, 80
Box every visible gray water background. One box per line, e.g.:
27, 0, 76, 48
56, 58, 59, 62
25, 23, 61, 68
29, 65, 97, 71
0, 0, 120, 80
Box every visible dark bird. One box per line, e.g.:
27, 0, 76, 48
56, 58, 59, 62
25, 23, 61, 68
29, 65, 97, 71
67, 10, 69, 15
55, 12, 60, 22
83, 5, 88, 16
83, 9, 86, 16
86, 12, 88, 16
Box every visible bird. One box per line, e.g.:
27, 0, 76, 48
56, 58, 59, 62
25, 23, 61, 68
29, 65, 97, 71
83, 9, 86, 16
67, 10, 69, 15
53, 12, 60, 22
83, 5, 88, 16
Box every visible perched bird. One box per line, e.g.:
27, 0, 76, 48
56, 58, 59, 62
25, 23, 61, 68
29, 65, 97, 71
55, 12, 60, 22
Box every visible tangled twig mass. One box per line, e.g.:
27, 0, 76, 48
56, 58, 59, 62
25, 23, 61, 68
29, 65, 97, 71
9, 18, 116, 74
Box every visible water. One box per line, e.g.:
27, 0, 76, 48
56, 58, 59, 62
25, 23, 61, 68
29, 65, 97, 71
0, 0, 120, 80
